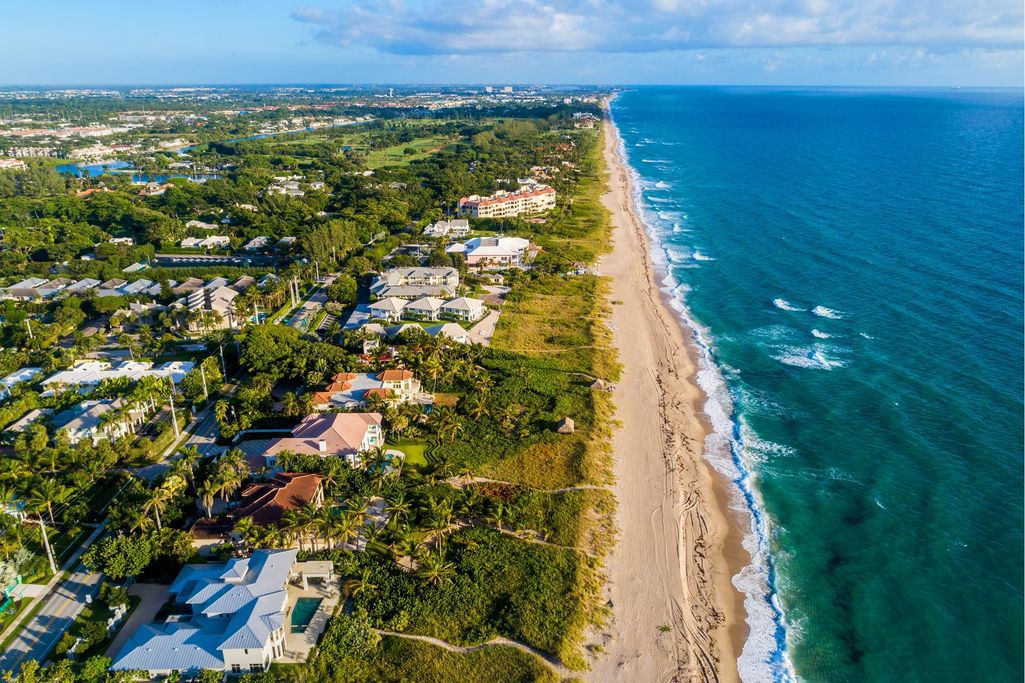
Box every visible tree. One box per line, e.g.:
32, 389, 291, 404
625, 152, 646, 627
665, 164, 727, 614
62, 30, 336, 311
81, 534, 153, 580
343, 567, 377, 598
416, 552, 456, 586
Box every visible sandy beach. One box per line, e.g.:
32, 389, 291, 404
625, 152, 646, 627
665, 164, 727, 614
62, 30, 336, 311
589, 104, 747, 683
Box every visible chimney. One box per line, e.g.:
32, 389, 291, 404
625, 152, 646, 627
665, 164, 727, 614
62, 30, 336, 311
318, 439, 327, 453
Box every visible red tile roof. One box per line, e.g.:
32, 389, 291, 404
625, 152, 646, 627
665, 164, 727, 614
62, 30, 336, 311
233, 472, 323, 527
378, 369, 413, 381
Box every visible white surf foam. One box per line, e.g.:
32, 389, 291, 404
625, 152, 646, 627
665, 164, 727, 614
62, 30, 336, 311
772, 298, 803, 312
772, 344, 848, 370
641, 158, 670, 164
811, 305, 844, 319
692, 250, 715, 261
608, 107, 795, 683
810, 329, 831, 339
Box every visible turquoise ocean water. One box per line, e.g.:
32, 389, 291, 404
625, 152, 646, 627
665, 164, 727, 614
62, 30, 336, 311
610, 88, 1023, 682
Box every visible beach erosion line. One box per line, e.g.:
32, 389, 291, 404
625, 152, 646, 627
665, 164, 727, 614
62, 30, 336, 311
605, 98, 795, 683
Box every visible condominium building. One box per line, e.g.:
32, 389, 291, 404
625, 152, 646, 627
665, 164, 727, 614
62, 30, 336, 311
457, 184, 556, 218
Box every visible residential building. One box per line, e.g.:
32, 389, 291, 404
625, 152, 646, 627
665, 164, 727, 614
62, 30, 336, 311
0, 368, 41, 399
264, 413, 384, 467
422, 219, 470, 238
446, 236, 531, 269
315, 370, 422, 410
441, 297, 486, 322
50, 399, 145, 445
192, 473, 324, 554
0, 160, 27, 171
403, 297, 445, 321
370, 267, 459, 300
243, 236, 271, 251
457, 184, 556, 218
41, 360, 193, 392
426, 322, 470, 343
111, 550, 302, 676
3, 409, 53, 444
367, 297, 406, 322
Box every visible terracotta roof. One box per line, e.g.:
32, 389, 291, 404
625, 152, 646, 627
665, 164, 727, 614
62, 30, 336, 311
332, 372, 357, 382
378, 369, 413, 381
232, 472, 323, 527
365, 387, 394, 399
312, 391, 334, 405
323, 381, 351, 392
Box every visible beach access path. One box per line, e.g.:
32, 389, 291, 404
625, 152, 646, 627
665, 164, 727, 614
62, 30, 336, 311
587, 111, 745, 683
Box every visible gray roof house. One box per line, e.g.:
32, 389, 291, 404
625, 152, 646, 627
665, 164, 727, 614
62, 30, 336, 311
112, 550, 299, 676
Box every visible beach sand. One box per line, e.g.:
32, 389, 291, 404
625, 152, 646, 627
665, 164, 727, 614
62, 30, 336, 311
588, 106, 748, 682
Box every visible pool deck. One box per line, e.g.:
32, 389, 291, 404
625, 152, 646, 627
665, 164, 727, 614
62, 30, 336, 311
281, 577, 341, 662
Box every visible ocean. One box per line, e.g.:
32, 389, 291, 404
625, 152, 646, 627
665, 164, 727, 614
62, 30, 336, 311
610, 87, 1024, 682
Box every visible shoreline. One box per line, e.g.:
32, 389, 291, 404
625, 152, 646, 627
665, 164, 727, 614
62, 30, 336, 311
590, 102, 749, 681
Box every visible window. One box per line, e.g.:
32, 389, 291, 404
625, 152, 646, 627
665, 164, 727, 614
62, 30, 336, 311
250, 664, 264, 673
231, 665, 241, 673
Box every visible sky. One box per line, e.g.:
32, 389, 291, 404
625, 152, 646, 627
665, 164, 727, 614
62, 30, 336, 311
2, 0, 1022, 87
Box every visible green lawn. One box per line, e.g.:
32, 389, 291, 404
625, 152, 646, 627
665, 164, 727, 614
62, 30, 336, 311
385, 439, 428, 467
365, 136, 457, 169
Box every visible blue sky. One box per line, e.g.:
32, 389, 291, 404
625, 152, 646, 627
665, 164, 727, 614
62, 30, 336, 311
2, 0, 1022, 86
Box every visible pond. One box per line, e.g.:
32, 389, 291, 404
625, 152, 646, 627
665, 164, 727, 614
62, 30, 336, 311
56, 161, 220, 183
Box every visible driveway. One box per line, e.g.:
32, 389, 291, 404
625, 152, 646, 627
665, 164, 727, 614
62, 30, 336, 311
104, 583, 169, 659
468, 310, 500, 345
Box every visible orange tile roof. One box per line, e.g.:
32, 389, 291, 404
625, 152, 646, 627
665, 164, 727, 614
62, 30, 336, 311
333, 372, 357, 382
378, 369, 413, 381
233, 472, 323, 527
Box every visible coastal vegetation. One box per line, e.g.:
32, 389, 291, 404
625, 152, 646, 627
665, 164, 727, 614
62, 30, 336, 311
0, 89, 615, 681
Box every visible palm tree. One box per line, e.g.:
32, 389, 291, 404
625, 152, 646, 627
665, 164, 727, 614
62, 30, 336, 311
142, 486, 170, 530
343, 567, 377, 598
430, 407, 463, 443
234, 516, 257, 547
394, 526, 425, 571
385, 493, 411, 528
465, 394, 488, 421
487, 502, 510, 531
416, 552, 456, 586
28, 479, 71, 525
280, 392, 300, 417
197, 481, 216, 518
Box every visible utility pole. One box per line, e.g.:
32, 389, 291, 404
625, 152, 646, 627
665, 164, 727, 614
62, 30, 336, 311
37, 518, 57, 574
314, 261, 320, 281
218, 344, 227, 377
24, 320, 32, 340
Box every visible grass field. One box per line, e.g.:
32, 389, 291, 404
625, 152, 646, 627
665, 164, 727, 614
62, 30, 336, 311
365, 135, 458, 169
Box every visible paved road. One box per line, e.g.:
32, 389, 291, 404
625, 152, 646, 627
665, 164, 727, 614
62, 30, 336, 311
0, 522, 108, 674
131, 397, 226, 482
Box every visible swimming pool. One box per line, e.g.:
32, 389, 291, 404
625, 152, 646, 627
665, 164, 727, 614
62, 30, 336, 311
290, 597, 322, 633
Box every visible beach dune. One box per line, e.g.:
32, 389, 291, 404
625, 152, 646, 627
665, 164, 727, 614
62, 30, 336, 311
589, 104, 746, 683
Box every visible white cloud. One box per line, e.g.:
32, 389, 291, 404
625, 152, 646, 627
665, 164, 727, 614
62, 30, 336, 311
292, 0, 1024, 55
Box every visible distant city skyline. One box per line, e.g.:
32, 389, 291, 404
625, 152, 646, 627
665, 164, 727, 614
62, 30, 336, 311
3, 0, 1022, 87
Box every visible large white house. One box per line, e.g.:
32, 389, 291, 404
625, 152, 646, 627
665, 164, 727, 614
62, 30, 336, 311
370, 267, 459, 300
112, 550, 300, 676
422, 219, 470, 238
446, 236, 531, 270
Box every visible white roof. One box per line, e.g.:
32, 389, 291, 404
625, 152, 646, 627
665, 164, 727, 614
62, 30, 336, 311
442, 296, 484, 311
426, 323, 468, 342
112, 550, 297, 673
369, 297, 406, 314
42, 360, 194, 387
406, 296, 445, 311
